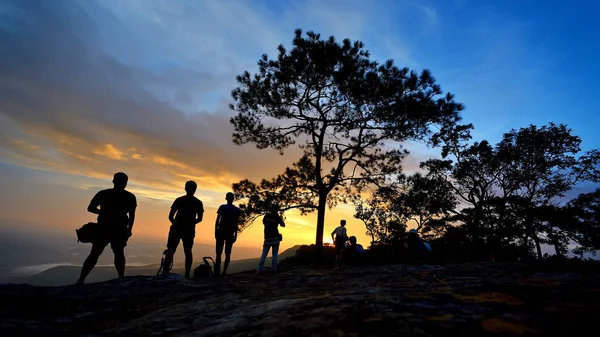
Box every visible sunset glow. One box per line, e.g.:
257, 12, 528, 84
2, 0, 600, 261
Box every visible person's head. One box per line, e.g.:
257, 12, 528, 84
349, 236, 357, 246
185, 181, 197, 195
270, 204, 280, 213
225, 192, 235, 203
408, 229, 419, 239
340, 220, 346, 227
113, 172, 128, 190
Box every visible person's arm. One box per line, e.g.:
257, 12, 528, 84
279, 215, 285, 228
215, 206, 222, 239
87, 191, 102, 215
128, 207, 136, 235
232, 221, 239, 242
214, 215, 221, 239
128, 195, 137, 236
195, 201, 204, 224
169, 199, 178, 224
168, 208, 177, 224
331, 228, 336, 241
232, 209, 242, 242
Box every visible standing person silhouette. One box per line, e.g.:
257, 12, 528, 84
332, 220, 348, 270
214, 192, 242, 277
76, 172, 137, 284
257, 205, 285, 274
163, 181, 204, 278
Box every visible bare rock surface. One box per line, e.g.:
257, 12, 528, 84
2, 263, 600, 336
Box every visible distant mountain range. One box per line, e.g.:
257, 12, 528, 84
4, 245, 302, 286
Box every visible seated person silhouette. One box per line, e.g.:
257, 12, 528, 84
404, 229, 431, 261
163, 181, 204, 278
76, 172, 137, 284
214, 192, 242, 277
340, 236, 365, 268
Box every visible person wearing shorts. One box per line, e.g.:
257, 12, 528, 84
163, 181, 204, 278
214, 192, 241, 276
76, 172, 137, 284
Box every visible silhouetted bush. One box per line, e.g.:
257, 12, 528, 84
279, 244, 338, 268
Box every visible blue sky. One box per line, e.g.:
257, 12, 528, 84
1, 0, 599, 247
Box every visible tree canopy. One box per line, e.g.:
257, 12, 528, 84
229, 29, 468, 256
228, 29, 600, 262
420, 122, 600, 258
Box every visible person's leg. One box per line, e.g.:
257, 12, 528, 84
339, 249, 346, 269
183, 238, 194, 279
77, 242, 107, 283
271, 242, 280, 272
113, 246, 126, 278
257, 242, 270, 270
223, 241, 233, 276
163, 226, 180, 274
215, 239, 224, 277
333, 240, 340, 269
334, 243, 342, 269
183, 247, 193, 278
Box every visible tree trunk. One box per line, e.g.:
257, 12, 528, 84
550, 231, 563, 257
553, 241, 562, 257
314, 192, 328, 264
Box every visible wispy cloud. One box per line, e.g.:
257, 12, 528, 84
0, 0, 434, 202
4, 0, 582, 247
416, 4, 438, 24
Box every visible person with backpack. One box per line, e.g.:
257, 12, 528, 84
163, 181, 204, 278
76, 172, 137, 284
214, 192, 242, 277
257, 205, 285, 274
331, 220, 348, 270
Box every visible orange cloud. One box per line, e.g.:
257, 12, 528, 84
8, 139, 40, 153
93, 144, 125, 160
152, 156, 187, 169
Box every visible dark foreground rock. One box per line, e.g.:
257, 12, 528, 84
1, 263, 600, 336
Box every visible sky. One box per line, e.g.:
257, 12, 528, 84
1, 0, 600, 258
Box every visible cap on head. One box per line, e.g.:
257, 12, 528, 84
408, 229, 418, 235
341, 219, 346, 226
113, 172, 128, 189
271, 204, 280, 212
226, 192, 235, 202
185, 180, 197, 194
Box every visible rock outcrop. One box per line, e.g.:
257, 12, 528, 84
2, 263, 600, 336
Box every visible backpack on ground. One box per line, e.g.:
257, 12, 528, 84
156, 249, 173, 276
193, 257, 215, 279
75, 222, 101, 243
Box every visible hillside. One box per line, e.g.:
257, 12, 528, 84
2, 262, 600, 336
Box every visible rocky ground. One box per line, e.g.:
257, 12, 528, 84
1, 262, 600, 336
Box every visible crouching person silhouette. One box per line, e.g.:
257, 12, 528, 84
76, 172, 137, 284
163, 181, 204, 278
257, 205, 285, 274
340, 236, 365, 268
214, 192, 241, 277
